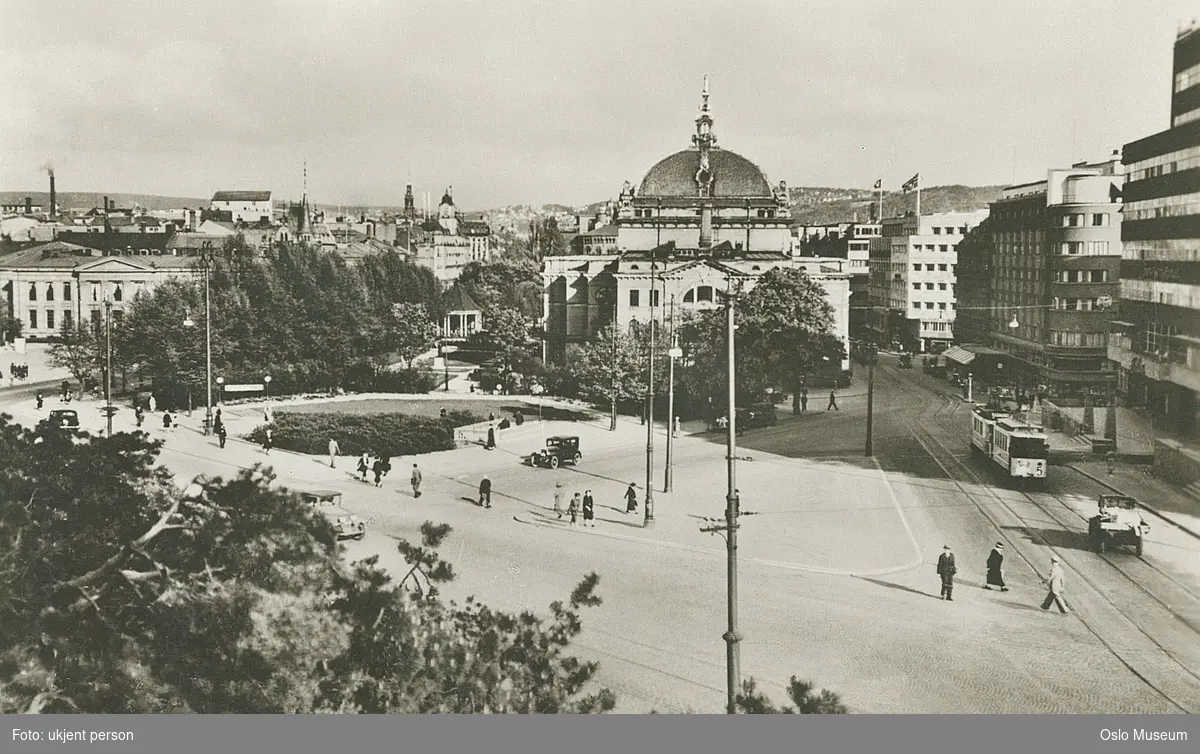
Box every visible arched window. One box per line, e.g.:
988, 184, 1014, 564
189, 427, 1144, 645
697, 285, 714, 303
28, 283, 37, 302
752, 265, 761, 271
630, 264, 639, 270
683, 289, 695, 303
45, 283, 55, 301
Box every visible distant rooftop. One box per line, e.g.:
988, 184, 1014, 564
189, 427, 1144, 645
212, 191, 272, 203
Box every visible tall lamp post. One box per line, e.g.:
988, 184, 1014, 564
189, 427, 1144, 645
664, 295, 680, 493
104, 298, 113, 437
864, 343, 876, 457
644, 253, 658, 528
722, 284, 742, 713
183, 253, 215, 435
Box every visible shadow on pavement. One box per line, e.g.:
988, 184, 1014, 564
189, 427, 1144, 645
857, 576, 941, 600
1001, 525, 1090, 552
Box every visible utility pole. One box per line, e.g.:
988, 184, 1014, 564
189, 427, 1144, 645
644, 251, 657, 527
610, 324, 618, 431
723, 284, 741, 713
665, 295, 678, 493
104, 298, 113, 438
865, 344, 875, 457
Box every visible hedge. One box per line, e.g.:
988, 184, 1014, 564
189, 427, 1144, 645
246, 409, 483, 458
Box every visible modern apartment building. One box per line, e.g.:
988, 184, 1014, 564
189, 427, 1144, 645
1111, 23, 1200, 435
867, 211, 988, 353
955, 159, 1123, 402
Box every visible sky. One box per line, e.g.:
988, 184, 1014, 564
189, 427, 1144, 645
1, 0, 1197, 210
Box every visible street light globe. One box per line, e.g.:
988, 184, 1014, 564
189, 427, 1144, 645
1008, 315, 1020, 329
216, 377, 224, 385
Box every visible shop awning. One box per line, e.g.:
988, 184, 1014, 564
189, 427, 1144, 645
942, 346, 976, 366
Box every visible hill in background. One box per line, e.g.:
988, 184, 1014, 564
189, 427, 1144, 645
0, 191, 212, 212
785, 184, 1006, 225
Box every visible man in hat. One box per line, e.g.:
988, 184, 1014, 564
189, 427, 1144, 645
552, 483, 565, 519
985, 543, 1008, 591
1041, 555, 1069, 613
936, 545, 957, 601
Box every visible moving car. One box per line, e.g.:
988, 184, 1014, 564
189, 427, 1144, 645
1088, 494, 1149, 555
528, 435, 582, 469
300, 489, 367, 541
47, 409, 80, 428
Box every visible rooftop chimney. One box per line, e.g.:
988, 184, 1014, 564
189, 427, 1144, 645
103, 196, 109, 214
49, 172, 57, 219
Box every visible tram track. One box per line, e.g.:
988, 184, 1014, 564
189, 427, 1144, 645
873, 364, 1200, 712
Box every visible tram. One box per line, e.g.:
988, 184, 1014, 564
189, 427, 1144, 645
970, 406, 1049, 480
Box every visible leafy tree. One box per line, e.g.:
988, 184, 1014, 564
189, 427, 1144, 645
0, 311, 21, 343
456, 260, 541, 320
387, 302, 440, 369
46, 321, 103, 398
736, 676, 849, 714
471, 307, 534, 372
0, 416, 615, 714
571, 323, 668, 430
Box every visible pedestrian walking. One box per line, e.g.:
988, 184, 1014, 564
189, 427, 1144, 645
673, 416, 681, 437
1105, 450, 1117, 474
478, 475, 492, 508
826, 390, 839, 411
488, 412, 495, 423
1041, 555, 1069, 613
217, 423, 227, 448
439, 407, 448, 419
61, 379, 71, 402
162, 412, 173, 430
380, 454, 392, 480
800, 387, 808, 412
582, 490, 595, 527
552, 482, 565, 519
262, 428, 273, 454
410, 464, 422, 498
372, 455, 385, 487
135, 407, 144, 428
485, 424, 496, 450
624, 483, 638, 514
984, 543, 1008, 591
35, 391, 43, 410
328, 438, 341, 468
936, 545, 957, 601
357, 453, 370, 482
568, 493, 580, 526
148, 394, 157, 413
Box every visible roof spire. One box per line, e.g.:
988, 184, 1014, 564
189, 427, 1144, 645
692, 75, 715, 150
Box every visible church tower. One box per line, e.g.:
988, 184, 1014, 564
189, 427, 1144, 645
404, 184, 416, 221
437, 186, 459, 235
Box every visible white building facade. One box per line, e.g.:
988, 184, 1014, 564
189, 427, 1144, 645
210, 191, 273, 224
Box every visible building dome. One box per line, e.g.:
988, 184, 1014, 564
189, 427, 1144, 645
637, 147, 774, 198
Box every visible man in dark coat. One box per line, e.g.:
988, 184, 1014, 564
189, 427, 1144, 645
800, 388, 808, 412
985, 543, 1008, 591
485, 424, 496, 450
478, 475, 492, 508
936, 545, 957, 601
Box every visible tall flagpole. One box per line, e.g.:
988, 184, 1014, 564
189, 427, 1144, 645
915, 174, 922, 218
876, 180, 883, 222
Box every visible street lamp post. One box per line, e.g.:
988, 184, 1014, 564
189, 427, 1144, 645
865, 344, 876, 457
664, 295, 680, 493
216, 376, 225, 405
104, 298, 113, 437
644, 255, 657, 528
182, 253, 214, 435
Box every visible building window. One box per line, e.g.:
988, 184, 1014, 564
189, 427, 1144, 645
90, 309, 102, 333
938, 264, 948, 271
938, 302, 947, 310
650, 289, 660, 308
113, 283, 123, 302
46, 310, 55, 330
912, 302, 921, 309
28, 284, 37, 302
63, 310, 72, 329
933, 227, 942, 235
63, 282, 71, 301
629, 290, 640, 307
697, 286, 713, 303
28, 310, 37, 329
91, 283, 100, 302
913, 264, 921, 272
925, 264, 935, 271
1090, 269, 1107, 282
958, 226, 968, 234
925, 283, 934, 290
939, 283, 947, 290
925, 302, 934, 309
912, 283, 921, 290
1091, 213, 1108, 226
45, 283, 55, 302
939, 244, 948, 252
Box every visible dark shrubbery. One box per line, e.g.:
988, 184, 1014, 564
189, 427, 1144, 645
247, 410, 483, 457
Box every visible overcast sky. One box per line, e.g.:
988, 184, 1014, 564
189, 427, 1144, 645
1, 0, 1196, 210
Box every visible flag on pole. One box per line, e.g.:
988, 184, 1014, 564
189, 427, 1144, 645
901, 173, 920, 193
873, 178, 882, 190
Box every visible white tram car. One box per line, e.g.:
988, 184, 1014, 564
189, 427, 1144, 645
970, 406, 1049, 479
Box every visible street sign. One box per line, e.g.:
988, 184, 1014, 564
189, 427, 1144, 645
224, 383, 265, 393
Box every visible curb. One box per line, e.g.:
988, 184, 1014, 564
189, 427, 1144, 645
1067, 464, 1200, 541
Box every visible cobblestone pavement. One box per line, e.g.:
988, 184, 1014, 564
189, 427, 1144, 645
3, 377, 1198, 713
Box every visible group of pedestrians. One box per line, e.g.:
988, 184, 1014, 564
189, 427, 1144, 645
4, 363, 30, 384
352, 450, 393, 488
936, 543, 1069, 613
551, 482, 596, 527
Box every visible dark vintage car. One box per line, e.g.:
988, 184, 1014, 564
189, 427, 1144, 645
39, 409, 80, 431
528, 436, 582, 469
299, 489, 367, 541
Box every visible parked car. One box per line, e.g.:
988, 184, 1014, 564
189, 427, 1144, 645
300, 489, 366, 541
528, 436, 582, 469
41, 409, 80, 429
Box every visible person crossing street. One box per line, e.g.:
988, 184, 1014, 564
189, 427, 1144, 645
1041, 555, 1069, 614
827, 390, 840, 411
985, 543, 1008, 591
478, 475, 492, 508
552, 482, 565, 519
410, 463, 423, 498
937, 545, 957, 601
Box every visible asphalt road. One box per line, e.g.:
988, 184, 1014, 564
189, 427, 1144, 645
4, 363, 1199, 714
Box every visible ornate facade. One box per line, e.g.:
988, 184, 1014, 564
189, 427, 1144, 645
542, 80, 850, 367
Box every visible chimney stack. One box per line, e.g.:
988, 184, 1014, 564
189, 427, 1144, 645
49, 173, 57, 219
103, 196, 109, 214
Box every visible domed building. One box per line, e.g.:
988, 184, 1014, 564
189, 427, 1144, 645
541, 80, 850, 369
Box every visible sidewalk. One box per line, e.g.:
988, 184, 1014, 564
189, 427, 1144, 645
1069, 461, 1200, 541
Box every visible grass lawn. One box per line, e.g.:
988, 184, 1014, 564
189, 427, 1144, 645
279, 398, 590, 422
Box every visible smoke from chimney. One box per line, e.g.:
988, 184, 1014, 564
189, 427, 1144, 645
49, 173, 56, 219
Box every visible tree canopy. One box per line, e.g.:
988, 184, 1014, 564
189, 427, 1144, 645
0, 416, 615, 714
